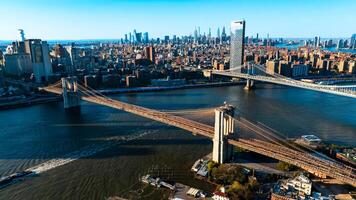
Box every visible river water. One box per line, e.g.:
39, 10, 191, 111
0, 84, 355, 199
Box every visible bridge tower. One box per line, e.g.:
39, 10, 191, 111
212, 103, 235, 163
244, 64, 255, 90
62, 77, 80, 110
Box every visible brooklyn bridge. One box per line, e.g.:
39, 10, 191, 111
40, 77, 356, 187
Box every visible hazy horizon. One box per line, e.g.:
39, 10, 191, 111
0, 0, 355, 40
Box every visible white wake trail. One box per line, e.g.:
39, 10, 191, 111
27, 131, 155, 174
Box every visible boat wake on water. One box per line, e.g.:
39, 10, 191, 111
0, 130, 157, 188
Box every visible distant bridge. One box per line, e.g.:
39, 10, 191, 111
40, 78, 356, 187
212, 64, 356, 98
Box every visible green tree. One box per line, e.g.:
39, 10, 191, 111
276, 161, 297, 171
247, 177, 259, 190
229, 181, 244, 191
227, 181, 255, 200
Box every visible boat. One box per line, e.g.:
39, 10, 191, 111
0, 170, 34, 187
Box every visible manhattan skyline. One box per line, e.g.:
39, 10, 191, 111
1, 0, 356, 40
0, 1, 356, 199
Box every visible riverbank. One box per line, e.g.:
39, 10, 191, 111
0, 96, 61, 110
97, 81, 245, 95
0, 81, 245, 110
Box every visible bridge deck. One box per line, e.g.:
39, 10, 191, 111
41, 86, 356, 186
212, 71, 356, 98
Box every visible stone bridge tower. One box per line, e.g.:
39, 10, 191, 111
62, 76, 80, 109
212, 103, 236, 163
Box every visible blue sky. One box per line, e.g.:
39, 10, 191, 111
0, 0, 355, 40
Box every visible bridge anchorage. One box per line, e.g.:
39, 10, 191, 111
62, 77, 80, 110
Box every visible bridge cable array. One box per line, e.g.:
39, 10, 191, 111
42, 81, 356, 186
217, 64, 356, 96
224, 113, 356, 183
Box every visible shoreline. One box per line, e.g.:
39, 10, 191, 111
0, 81, 244, 110
97, 81, 245, 95
0, 96, 61, 110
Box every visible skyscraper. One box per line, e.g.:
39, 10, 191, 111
350, 34, 356, 49
164, 36, 170, 44
124, 34, 128, 43
314, 36, 320, 48
221, 26, 227, 42
133, 29, 137, 43
53, 44, 73, 73
194, 27, 198, 43
145, 46, 155, 63
3, 41, 32, 76
18, 29, 25, 42
337, 39, 344, 49
25, 39, 53, 83
208, 28, 211, 41
230, 20, 245, 70
143, 32, 149, 43
133, 30, 142, 44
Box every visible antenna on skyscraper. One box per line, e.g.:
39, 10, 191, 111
18, 29, 25, 41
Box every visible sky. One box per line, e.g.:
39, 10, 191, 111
0, 0, 355, 40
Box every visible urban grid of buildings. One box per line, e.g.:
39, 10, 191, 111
0, 26, 355, 90
0, 22, 355, 200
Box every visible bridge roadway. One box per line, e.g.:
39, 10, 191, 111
42, 86, 356, 186
212, 70, 356, 98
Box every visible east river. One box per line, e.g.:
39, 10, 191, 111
0, 84, 355, 199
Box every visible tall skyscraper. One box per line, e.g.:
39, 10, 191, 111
230, 20, 245, 70
221, 26, 227, 42
314, 36, 320, 47
3, 41, 32, 76
66, 43, 79, 70
24, 39, 52, 83
133, 29, 137, 43
143, 32, 149, 43
124, 34, 128, 43
194, 27, 198, 43
145, 46, 155, 63
164, 35, 170, 44
133, 29, 142, 44
336, 39, 343, 49
208, 28, 211, 41
350, 34, 356, 49
314, 36, 318, 47
53, 44, 73, 73
18, 29, 25, 42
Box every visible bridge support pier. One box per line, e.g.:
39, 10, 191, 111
212, 104, 235, 164
244, 64, 256, 90
62, 77, 80, 110
244, 79, 255, 90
